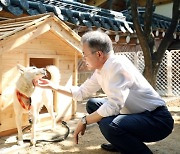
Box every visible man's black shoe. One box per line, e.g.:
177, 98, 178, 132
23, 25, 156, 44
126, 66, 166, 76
101, 143, 119, 152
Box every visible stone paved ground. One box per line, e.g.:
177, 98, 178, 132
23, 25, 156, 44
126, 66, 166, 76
0, 97, 180, 154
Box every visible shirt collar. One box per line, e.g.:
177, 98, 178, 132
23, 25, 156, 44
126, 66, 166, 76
97, 52, 115, 73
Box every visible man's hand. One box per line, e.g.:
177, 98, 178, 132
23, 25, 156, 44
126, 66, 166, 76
33, 79, 73, 97
73, 112, 103, 144
73, 120, 86, 144
33, 79, 55, 90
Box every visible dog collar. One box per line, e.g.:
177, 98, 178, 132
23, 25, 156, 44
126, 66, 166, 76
16, 90, 31, 110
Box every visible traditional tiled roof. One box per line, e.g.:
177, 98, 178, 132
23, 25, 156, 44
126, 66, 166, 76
0, 0, 179, 35
122, 8, 180, 33
0, 0, 134, 33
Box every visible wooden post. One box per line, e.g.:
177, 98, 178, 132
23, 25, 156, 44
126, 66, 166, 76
74, 52, 78, 86
134, 51, 138, 67
54, 57, 59, 113
0, 55, 2, 119
72, 51, 78, 117
167, 51, 173, 96
0, 54, 2, 93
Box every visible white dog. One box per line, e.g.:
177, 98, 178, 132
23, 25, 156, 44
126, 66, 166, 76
13, 64, 60, 145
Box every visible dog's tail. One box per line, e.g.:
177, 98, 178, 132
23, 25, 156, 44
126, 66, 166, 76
46, 65, 61, 84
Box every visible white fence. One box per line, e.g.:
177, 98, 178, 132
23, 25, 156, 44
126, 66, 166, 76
78, 50, 180, 96
116, 50, 180, 96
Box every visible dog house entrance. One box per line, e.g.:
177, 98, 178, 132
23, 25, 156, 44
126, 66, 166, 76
30, 58, 55, 114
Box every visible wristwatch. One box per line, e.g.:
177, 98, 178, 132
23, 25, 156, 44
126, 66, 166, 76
81, 115, 87, 125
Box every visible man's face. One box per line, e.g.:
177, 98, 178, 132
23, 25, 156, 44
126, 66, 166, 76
82, 43, 100, 70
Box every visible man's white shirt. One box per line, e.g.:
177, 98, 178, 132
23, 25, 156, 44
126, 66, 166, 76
71, 54, 165, 117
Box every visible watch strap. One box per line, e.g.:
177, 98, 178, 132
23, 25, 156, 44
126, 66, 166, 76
81, 115, 87, 125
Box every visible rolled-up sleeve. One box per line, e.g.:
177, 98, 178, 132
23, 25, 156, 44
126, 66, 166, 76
97, 100, 120, 117
70, 73, 101, 101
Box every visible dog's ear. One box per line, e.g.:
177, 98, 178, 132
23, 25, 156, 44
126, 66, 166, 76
17, 64, 25, 74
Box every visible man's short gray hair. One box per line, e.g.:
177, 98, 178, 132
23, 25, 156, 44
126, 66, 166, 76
81, 30, 113, 54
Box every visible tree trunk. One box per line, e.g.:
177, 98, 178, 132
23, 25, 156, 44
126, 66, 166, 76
144, 64, 158, 89
131, 0, 154, 86
131, 0, 180, 89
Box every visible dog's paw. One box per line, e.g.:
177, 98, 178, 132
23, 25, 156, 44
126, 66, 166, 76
30, 139, 37, 146
17, 140, 24, 146
52, 126, 57, 132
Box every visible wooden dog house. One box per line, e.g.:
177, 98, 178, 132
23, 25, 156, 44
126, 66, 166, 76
0, 13, 82, 136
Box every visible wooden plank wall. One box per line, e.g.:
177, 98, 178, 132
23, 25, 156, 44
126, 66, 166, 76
55, 55, 75, 119
0, 31, 79, 134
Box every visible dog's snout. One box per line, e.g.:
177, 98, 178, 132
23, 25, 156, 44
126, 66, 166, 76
29, 118, 33, 124
42, 68, 46, 74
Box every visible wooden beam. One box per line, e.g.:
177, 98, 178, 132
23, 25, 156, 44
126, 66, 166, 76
0, 21, 33, 29
25, 54, 59, 66
111, 35, 139, 45
0, 10, 27, 19
87, 0, 107, 6
85, 0, 172, 7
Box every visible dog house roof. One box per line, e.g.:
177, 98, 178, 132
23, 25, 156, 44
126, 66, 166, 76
0, 13, 82, 55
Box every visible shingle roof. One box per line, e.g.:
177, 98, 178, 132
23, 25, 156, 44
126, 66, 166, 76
0, 0, 179, 34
